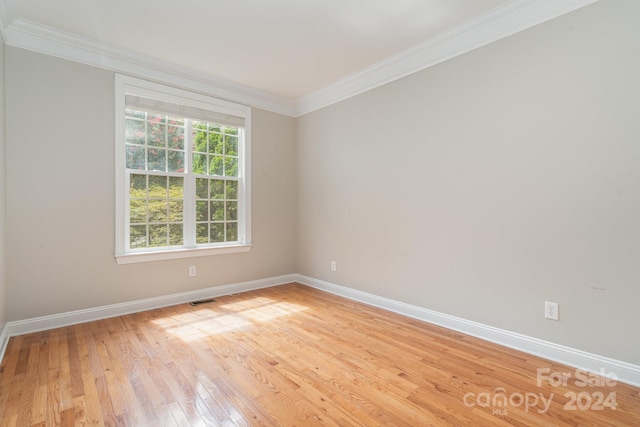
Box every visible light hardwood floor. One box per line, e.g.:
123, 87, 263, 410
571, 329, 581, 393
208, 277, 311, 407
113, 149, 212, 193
0, 283, 638, 426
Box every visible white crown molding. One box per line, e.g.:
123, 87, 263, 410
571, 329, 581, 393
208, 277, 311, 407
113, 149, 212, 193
2, 0, 598, 117
2, 18, 297, 116
295, 274, 640, 388
0, 0, 16, 41
295, 0, 599, 116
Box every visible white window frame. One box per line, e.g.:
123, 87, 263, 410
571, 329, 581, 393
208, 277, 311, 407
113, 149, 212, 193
115, 75, 251, 264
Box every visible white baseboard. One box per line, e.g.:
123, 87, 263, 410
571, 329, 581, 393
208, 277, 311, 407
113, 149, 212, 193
0, 323, 9, 363
295, 274, 640, 388
2, 272, 639, 388
1, 274, 297, 354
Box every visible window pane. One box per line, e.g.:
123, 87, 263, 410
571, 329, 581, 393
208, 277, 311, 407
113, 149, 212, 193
130, 225, 147, 249
169, 224, 183, 246
167, 124, 184, 149
130, 174, 147, 194
148, 121, 166, 147
226, 201, 237, 221
196, 224, 209, 244
226, 222, 238, 242
210, 223, 224, 243
211, 180, 224, 199
126, 146, 145, 170
148, 200, 167, 222
168, 150, 184, 173
210, 156, 224, 176
148, 176, 167, 198
196, 200, 208, 221
168, 199, 183, 223
225, 180, 237, 200
125, 118, 146, 144
148, 149, 166, 171
130, 198, 146, 223
196, 178, 208, 199
210, 201, 224, 221
225, 135, 238, 156
193, 153, 207, 174
193, 124, 207, 153
208, 132, 223, 154
169, 177, 183, 198
149, 225, 168, 247
224, 157, 238, 177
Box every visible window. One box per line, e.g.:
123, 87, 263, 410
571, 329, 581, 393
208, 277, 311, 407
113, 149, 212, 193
115, 75, 251, 264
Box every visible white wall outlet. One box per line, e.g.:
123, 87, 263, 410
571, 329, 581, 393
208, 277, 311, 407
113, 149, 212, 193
544, 301, 558, 320
331, 261, 337, 272
189, 266, 197, 277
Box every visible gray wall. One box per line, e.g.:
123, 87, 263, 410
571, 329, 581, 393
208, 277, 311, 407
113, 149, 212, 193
0, 38, 6, 332
296, 0, 640, 365
5, 47, 296, 320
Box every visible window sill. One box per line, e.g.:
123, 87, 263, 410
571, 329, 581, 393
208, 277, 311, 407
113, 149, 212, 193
115, 244, 252, 264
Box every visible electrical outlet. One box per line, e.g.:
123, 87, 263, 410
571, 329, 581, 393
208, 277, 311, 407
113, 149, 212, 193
545, 301, 558, 320
331, 261, 337, 272
189, 266, 197, 277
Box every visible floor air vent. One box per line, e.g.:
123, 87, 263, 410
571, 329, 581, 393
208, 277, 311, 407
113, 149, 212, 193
189, 298, 216, 306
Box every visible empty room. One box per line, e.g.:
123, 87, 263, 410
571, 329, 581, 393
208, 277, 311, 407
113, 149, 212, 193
0, 0, 639, 425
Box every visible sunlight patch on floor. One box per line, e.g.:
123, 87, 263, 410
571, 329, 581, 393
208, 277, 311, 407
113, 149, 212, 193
153, 297, 308, 342
221, 297, 308, 322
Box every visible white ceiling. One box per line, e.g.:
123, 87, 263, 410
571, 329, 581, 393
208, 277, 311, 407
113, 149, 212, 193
0, 0, 597, 116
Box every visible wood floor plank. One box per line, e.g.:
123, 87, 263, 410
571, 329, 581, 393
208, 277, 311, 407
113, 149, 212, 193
78, 355, 106, 426
0, 283, 639, 426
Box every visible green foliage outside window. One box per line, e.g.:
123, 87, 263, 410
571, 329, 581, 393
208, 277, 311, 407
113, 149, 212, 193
192, 122, 239, 177
125, 110, 241, 250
